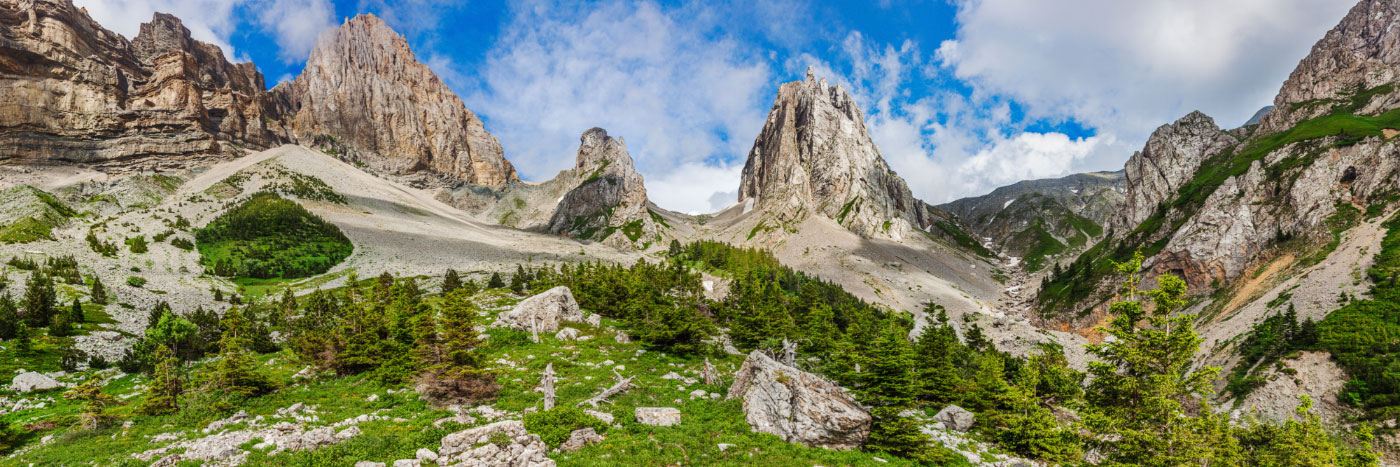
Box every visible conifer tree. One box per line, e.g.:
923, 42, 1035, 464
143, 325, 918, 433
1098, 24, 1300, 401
487, 272, 505, 289
668, 239, 683, 257
14, 322, 30, 352
68, 298, 84, 324
22, 272, 56, 328
139, 345, 183, 415
147, 300, 172, 329
213, 287, 224, 302
207, 308, 276, 397
48, 313, 73, 337
54, 336, 84, 371
64, 378, 116, 429
90, 277, 108, 305
0, 294, 17, 340
510, 265, 526, 294
417, 289, 495, 403
442, 268, 461, 293
860, 323, 953, 464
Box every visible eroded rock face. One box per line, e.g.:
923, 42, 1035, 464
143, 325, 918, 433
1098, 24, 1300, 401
546, 128, 663, 248
280, 14, 516, 188
494, 286, 583, 334
1116, 111, 1236, 231
738, 68, 926, 240
0, 0, 291, 169
1262, 0, 1400, 133
726, 350, 870, 451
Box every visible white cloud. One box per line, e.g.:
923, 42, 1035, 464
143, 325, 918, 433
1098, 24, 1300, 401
252, 0, 337, 63
647, 163, 746, 214
74, 0, 246, 60
938, 0, 1354, 148
463, 0, 773, 213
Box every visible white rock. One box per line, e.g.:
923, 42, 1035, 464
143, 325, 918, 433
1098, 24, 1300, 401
717, 443, 736, 452
585, 313, 601, 327
583, 409, 614, 425
559, 427, 604, 452
933, 405, 975, 432
354, 462, 384, 467
555, 327, 580, 341
391, 460, 417, 467
635, 407, 681, 426
415, 447, 438, 461
11, 372, 62, 393
494, 286, 582, 333
367, 394, 380, 402
727, 351, 870, 450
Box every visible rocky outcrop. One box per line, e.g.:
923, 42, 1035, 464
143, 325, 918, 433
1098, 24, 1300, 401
738, 68, 927, 239
1116, 111, 1236, 231
494, 286, 583, 334
939, 171, 1125, 266
634, 407, 681, 426
1261, 0, 1400, 133
279, 14, 516, 188
436, 420, 554, 467
726, 350, 870, 450
11, 371, 62, 392
545, 128, 663, 248
0, 0, 291, 169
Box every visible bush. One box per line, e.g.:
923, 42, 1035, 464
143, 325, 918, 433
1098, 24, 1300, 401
126, 276, 146, 288
523, 406, 608, 447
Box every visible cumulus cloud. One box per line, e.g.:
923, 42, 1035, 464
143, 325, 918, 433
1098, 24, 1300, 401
463, 0, 773, 214
938, 0, 1353, 147
252, 0, 338, 63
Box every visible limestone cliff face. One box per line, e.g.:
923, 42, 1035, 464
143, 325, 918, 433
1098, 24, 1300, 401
546, 128, 662, 248
1261, 0, 1400, 133
0, 0, 291, 168
280, 14, 517, 188
1116, 111, 1237, 231
738, 68, 926, 239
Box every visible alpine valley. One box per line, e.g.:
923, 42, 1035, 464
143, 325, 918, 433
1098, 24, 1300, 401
0, 0, 1396, 466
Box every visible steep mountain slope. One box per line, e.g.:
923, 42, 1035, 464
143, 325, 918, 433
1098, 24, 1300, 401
939, 171, 1124, 271
278, 14, 517, 188
738, 68, 927, 240
0, 0, 291, 168
1040, 0, 1400, 317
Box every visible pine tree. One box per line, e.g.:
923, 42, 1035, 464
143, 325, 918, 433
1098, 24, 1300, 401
442, 269, 461, 293
64, 378, 116, 430
417, 289, 496, 403
21, 272, 56, 328
48, 313, 73, 337
1084, 251, 1228, 465
213, 287, 224, 302
147, 301, 172, 329
0, 294, 17, 340
54, 336, 85, 371
510, 265, 526, 294
413, 304, 443, 367
68, 298, 84, 324
487, 272, 505, 289
914, 305, 963, 404
206, 308, 276, 397
668, 239, 683, 257
860, 323, 954, 463
90, 277, 108, 305
14, 322, 30, 352
139, 345, 183, 415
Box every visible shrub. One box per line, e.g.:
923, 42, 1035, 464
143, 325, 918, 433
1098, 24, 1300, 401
523, 407, 608, 447
126, 276, 146, 288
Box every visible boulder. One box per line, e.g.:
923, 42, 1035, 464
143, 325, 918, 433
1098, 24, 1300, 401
585, 313, 601, 327
436, 420, 553, 466
583, 409, 614, 425
12, 372, 62, 393
495, 287, 582, 333
415, 447, 438, 462
559, 427, 603, 452
934, 405, 975, 432
354, 462, 384, 467
727, 351, 870, 450
555, 328, 580, 341
634, 407, 681, 426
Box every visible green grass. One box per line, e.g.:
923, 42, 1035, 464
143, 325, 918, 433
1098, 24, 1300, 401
0, 186, 78, 243
929, 220, 994, 258
836, 197, 860, 225
1014, 224, 1067, 273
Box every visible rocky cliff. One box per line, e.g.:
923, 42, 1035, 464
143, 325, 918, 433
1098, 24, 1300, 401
1261, 0, 1400, 133
279, 14, 517, 188
0, 0, 291, 169
546, 128, 663, 248
738, 68, 926, 239
1115, 111, 1237, 231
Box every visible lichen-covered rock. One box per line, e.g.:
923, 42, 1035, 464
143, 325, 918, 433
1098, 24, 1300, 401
494, 286, 582, 334
435, 420, 554, 467
933, 405, 975, 432
726, 351, 870, 450
559, 427, 603, 452
634, 407, 681, 427
12, 372, 62, 393
738, 67, 927, 240
280, 14, 516, 188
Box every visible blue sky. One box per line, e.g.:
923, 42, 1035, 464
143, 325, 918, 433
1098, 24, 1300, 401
76, 0, 1355, 214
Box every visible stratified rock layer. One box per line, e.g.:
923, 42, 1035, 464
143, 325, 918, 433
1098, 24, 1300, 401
0, 0, 291, 168
738, 68, 926, 239
280, 14, 516, 188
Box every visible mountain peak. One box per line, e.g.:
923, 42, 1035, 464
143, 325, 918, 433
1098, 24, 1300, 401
738, 71, 925, 239
1115, 110, 1234, 230
284, 13, 517, 188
